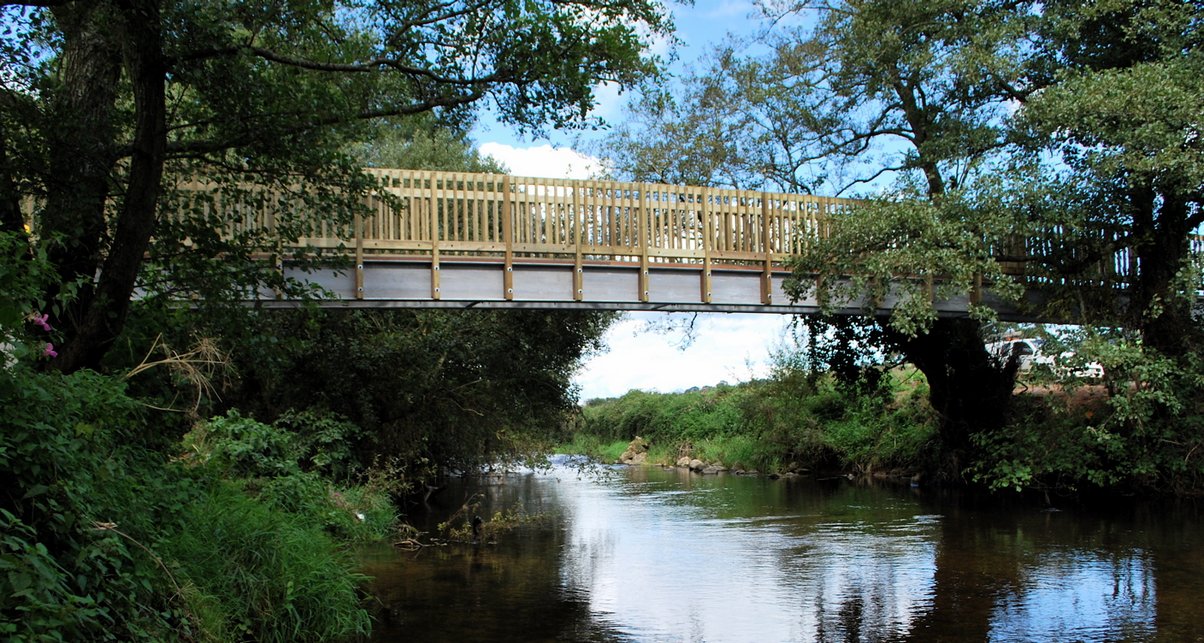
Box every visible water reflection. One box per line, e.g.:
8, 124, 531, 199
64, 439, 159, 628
364, 462, 1204, 642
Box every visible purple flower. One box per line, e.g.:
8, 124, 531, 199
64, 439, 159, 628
30, 312, 52, 333
43, 343, 57, 359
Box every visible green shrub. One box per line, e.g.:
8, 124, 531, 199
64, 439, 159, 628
272, 409, 365, 482
184, 410, 298, 478
0, 367, 196, 641
574, 369, 937, 474
0, 365, 389, 640
970, 340, 1204, 494
256, 473, 396, 543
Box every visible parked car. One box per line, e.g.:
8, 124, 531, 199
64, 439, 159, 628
985, 338, 1104, 379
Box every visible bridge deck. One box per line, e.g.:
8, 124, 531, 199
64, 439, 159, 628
172, 168, 1193, 316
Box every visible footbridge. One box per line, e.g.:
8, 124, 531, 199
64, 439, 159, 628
187, 169, 1165, 317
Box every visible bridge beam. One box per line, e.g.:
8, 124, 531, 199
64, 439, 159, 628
264, 257, 1031, 318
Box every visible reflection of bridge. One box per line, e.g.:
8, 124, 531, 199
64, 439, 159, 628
190, 169, 1191, 316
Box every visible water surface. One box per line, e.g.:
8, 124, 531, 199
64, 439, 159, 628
361, 460, 1204, 641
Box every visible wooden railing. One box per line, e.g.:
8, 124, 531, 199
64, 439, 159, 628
173, 168, 1202, 295
340, 169, 858, 263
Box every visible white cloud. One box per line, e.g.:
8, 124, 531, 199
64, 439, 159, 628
478, 142, 602, 179
591, 80, 627, 124
574, 312, 791, 401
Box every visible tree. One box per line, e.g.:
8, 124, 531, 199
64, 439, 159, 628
599, 0, 1032, 475
214, 308, 617, 482
348, 113, 508, 173
1012, 0, 1204, 354
0, 0, 671, 372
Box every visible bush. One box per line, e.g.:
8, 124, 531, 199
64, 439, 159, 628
0, 367, 197, 641
184, 410, 298, 478
257, 473, 396, 543
272, 409, 365, 482
1, 366, 389, 640
970, 340, 1204, 494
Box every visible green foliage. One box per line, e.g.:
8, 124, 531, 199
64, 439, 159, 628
0, 367, 198, 641
970, 336, 1204, 494
185, 410, 298, 478
557, 435, 631, 463
601, 0, 1023, 195
0, 363, 390, 639
162, 482, 371, 643
272, 409, 365, 482
787, 195, 1023, 337
577, 370, 937, 475
255, 473, 397, 544
1, 0, 673, 371
182, 410, 395, 541
349, 114, 508, 173
223, 308, 616, 479
581, 385, 748, 444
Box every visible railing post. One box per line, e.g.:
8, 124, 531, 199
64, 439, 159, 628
354, 210, 365, 300
700, 189, 712, 304
502, 174, 514, 300
637, 184, 649, 302
573, 182, 584, 301
761, 192, 773, 305
430, 174, 441, 300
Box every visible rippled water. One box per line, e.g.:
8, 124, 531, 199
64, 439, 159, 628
360, 460, 1204, 642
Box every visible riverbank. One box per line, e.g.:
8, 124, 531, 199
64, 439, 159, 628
563, 361, 1204, 496
1, 368, 397, 641
563, 371, 938, 481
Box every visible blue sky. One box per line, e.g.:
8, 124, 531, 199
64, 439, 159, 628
467, 1, 790, 401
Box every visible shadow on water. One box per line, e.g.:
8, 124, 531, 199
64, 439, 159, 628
362, 461, 1204, 642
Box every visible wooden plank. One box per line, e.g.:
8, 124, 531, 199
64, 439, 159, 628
354, 211, 365, 300
761, 193, 772, 305
635, 182, 649, 302
503, 174, 514, 300
701, 187, 713, 303
574, 179, 584, 301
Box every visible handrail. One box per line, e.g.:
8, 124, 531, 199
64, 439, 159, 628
347, 169, 855, 267
167, 168, 1202, 289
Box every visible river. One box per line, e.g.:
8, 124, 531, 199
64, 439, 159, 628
360, 458, 1204, 642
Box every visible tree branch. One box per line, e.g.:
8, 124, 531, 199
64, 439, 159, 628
156, 91, 486, 160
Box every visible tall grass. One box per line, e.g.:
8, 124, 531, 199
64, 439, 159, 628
164, 482, 372, 642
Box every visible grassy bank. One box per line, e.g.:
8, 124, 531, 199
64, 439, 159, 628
567, 369, 939, 476
1, 368, 396, 641
569, 338, 1204, 497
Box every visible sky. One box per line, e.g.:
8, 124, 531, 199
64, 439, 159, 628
468, 1, 791, 401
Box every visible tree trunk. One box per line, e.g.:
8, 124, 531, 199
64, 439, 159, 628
41, 2, 123, 369
884, 317, 1017, 481
0, 128, 25, 236
56, 0, 168, 372
1130, 191, 1198, 357
44, 1, 168, 373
